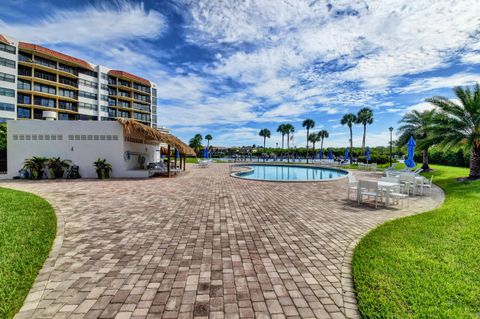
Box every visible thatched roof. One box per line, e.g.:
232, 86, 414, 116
117, 118, 195, 156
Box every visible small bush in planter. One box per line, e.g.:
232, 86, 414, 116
46, 157, 71, 179
22, 156, 48, 180
93, 158, 112, 179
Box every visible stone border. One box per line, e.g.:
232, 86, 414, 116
340, 184, 446, 318
14, 200, 66, 319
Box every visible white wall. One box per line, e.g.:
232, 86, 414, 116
5, 120, 158, 179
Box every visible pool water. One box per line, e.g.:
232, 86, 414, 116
234, 164, 348, 181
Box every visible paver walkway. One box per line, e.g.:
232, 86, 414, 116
2, 164, 443, 319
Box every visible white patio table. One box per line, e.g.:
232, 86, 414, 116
378, 181, 401, 205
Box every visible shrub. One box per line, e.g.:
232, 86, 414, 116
93, 158, 112, 179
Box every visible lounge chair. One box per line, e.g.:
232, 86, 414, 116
387, 184, 409, 207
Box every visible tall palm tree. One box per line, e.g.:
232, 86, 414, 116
426, 84, 480, 178
318, 129, 329, 157
397, 109, 436, 171
259, 128, 271, 148
189, 134, 203, 156
277, 124, 287, 149
341, 113, 357, 163
302, 119, 315, 163
284, 124, 295, 149
308, 132, 321, 160
356, 108, 374, 155
205, 134, 213, 148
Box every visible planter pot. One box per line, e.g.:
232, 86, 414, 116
96, 169, 110, 179
53, 169, 64, 179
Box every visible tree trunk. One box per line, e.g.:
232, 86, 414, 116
320, 139, 324, 157
469, 145, 480, 179
312, 142, 316, 160
287, 133, 290, 149
263, 137, 266, 149
362, 125, 366, 156
306, 129, 309, 164
421, 148, 431, 171
349, 126, 353, 164
281, 135, 284, 149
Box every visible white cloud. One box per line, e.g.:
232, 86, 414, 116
406, 102, 436, 113
400, 73, 479, 93
0, 1, 166, 46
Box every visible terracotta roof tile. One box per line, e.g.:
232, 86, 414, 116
0, 34, 11, 45
18, 42, 94, 71
108, 70, 150, 86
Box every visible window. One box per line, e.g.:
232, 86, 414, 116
17, 79, 31, 90
59, 63, 74, 74
79, 78, 97, 88
78, 90, 97, 100
133, 102, 150, 112
78, 102, 98, 111
118, 100, 130, 108
18, 52, 32, 62
118, 90, 130, 98
152, 88, 157, 97
78, 114, 98, 121
133, 83, 150, 93
33, 109, 43, 120
34, 96, 55, 108
78, 69, 98, 78
108, 98, 116, 106
18, 66, 32, 77
58, 113, 78, 121
101, 84, 109, 90
100, 106, 108, 112
59, 76, 77, 87
34, 56, 56, 69
108, 76, 117, 85
108, 108, 116, 117
34, 83, 56, 95
108, 88, 116, 95
17, 107, 31, 119
152, 97, 157, 106
59, 101, 77, 111
0, 42, 16, 54
0, 87, 14, 97
59, 88, 76, 98
117, 110, 130, 118
17, 93, 31, 104
0, 57, 15, 69
101, 94, 108, 101
119, 79, 130, 87
134, 112, 150, 122
0, 102, 14, 112
134, 93, 149, 102
34, 70, 56, 82
101, 73, 108, 80
0, 72, 15, 83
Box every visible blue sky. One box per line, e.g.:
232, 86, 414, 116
1, 0, 480, 147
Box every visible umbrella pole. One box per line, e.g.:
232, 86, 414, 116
167, 145, 171, 177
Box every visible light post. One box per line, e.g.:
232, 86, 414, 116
389, 127, 394, 167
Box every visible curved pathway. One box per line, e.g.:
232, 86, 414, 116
2, 164, 443, 319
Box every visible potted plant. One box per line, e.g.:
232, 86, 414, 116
22, 156, 48, 180
93, 158, 112, 179
46, 157, 71, 179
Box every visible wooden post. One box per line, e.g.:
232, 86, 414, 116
174, 148, 178, 169
183, 155, 186, 171
167, 145, 171, 177
179, 153, 183, 170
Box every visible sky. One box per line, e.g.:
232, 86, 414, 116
1, 0, 480, 148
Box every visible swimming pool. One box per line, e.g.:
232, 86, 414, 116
232, 164, 348, 182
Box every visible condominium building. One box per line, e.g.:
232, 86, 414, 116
0, 34, 158, 128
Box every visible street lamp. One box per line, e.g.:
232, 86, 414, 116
389, 126, 394, 167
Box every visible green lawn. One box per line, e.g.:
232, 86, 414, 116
352, 165, 480, 318
0, 188, 56, 319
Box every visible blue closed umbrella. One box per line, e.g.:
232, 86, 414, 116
319, 148, 323, 159
345, 148, 349, 160
404, 136, 416, 168
175, 149, 179, 159
328, 149, 333, 160
203, 147, 209, 159
366, 146, 371, 162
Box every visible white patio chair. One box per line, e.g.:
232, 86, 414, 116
347, 175, 359, 201
420, 175, 434, 195
387, 183, 409, 208
358, 180, 381, 208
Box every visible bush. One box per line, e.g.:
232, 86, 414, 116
414, 147, 470, 168
358, 154, 389, 164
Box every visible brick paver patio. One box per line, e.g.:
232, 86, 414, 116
2, 164, 443, 319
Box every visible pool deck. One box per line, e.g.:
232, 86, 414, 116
1, 163, 444, 319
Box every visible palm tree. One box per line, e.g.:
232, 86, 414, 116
259, 128, 271, 148
308, 133, 321, 160
205, 134, 213, 148
318, 129, 329, 157
22, 156, 47, 180
341, 113, 357, 163
397, 109, 436, 171
303, 119, 315, 163
277, 124, 287, 149
284, 124, 295, 149
356, 108, 374, 155
426, 84, 480, 178
189, 134, 203, 156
